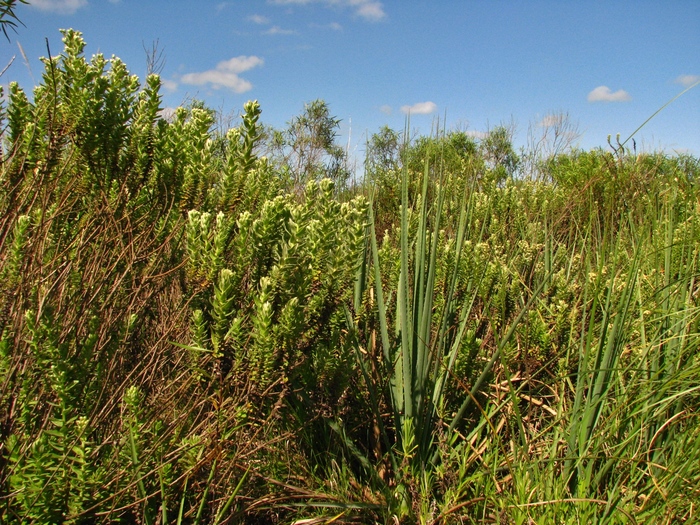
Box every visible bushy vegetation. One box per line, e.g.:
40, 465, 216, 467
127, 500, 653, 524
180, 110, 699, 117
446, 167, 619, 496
1, 31, 699, 524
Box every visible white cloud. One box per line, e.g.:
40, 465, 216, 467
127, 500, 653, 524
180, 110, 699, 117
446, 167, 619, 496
539, 114, 564, 127
349, 0, 385, 21
269, 0, 385, 22
310, 21, 343, 30
675, 74, 700, 87
217, 56, 264, 73
379, 104, 392, 115
180, 56, 264, 93
160, 78, 178, 92
672, 147, 693, 155
263, 25, 297, 35
30, 0, 87, 14
587, 86, 631, 103
400, 101, 437, 115
465, 130, 488, 140
248, 14, 270, 24
158, 107, 178, 121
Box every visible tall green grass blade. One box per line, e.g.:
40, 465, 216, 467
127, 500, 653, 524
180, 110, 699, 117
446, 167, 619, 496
442, 268, 553, 446
621, 78, 700, 148
176, 478, 189, 525
213, 467, 249, 525
367, 194, 401, 423
194, 458, 217, 525
398, 152, 413, 427
159, 467, 168, 525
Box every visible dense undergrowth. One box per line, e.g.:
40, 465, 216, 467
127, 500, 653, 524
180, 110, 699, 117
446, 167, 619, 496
1, 31, 699, 524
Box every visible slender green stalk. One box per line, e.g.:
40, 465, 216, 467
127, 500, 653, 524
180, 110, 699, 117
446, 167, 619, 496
213, 467, 249, 525
621, 78, 700, 148
194, 459, 217, 525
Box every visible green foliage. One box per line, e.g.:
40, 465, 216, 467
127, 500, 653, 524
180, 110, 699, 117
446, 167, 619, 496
1, 29, 699, 525
211, 100, 279, 215
365, 124, 402, 176
480, 125, 520, 181
184, 178, 367, 410
0, 0, 27, 41
266, 99, 350, 192
0, 29, 255, 523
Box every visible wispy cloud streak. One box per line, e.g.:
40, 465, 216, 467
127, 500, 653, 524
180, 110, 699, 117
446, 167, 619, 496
400, 101, 437, 115
180, 56, 264, 93
269, 0, 386, 21
30, 0, 87, 14
587, 86, 631, 103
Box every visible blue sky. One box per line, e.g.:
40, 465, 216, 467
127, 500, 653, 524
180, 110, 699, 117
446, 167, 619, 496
3, 0, 699, 162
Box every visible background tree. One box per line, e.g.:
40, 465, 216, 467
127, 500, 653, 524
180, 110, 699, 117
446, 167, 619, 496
365, 124, 402, 176
523, 111, 581, 180
267, 99, 350, 192
480, 124, 519, 183
143, 38, 165, 76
